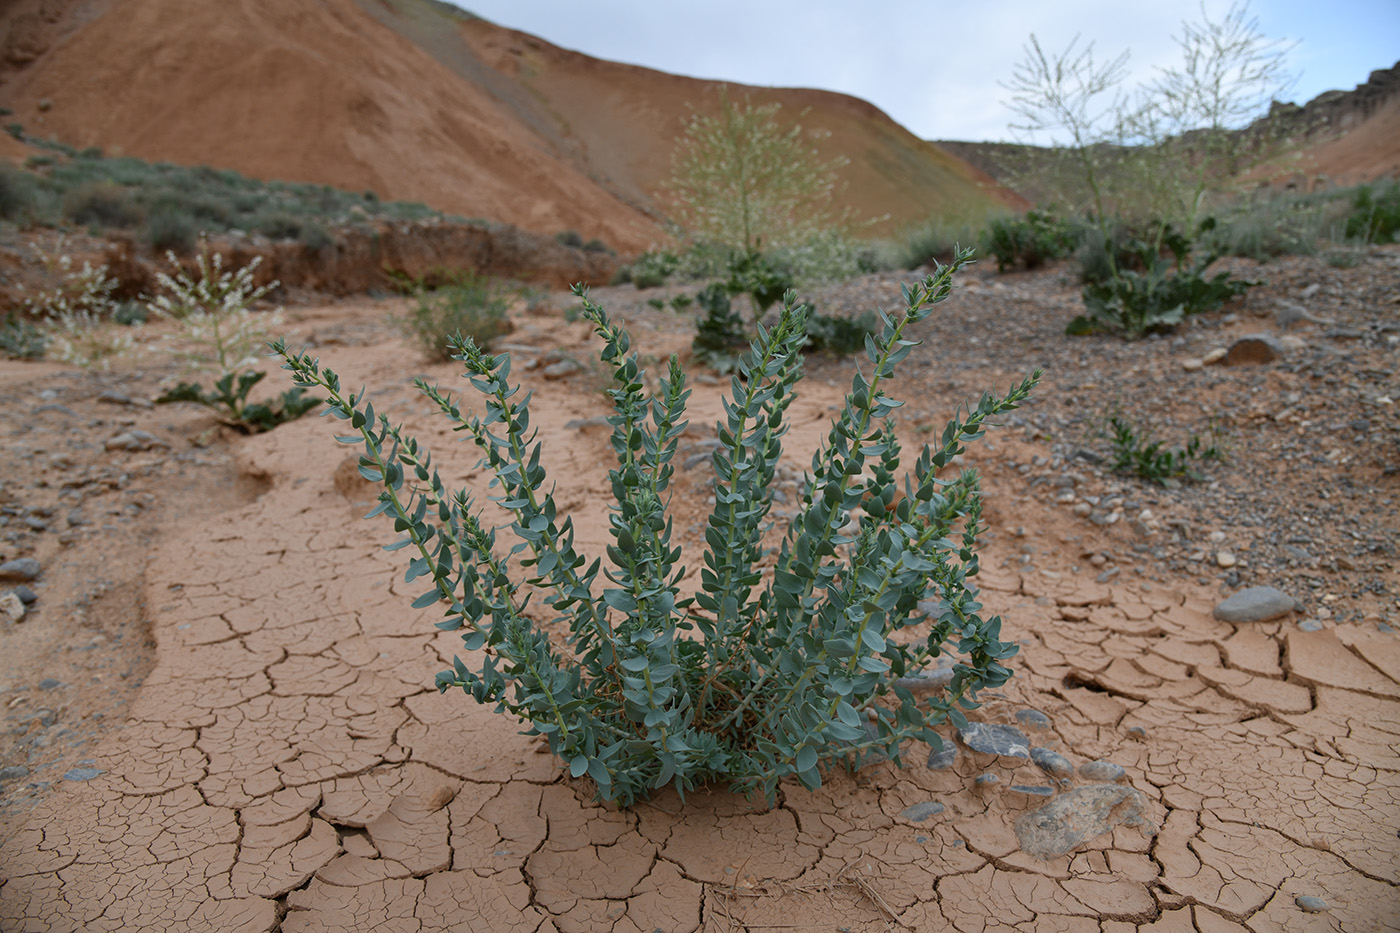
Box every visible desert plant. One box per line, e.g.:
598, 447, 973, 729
1005, 4, 1286, 334
400, 272, 512, 362
690, 282, 748, 373
803, 308, 880, 356
620, 250, 681, 289
62, 182, 144, 229
149, 245, 314, 431
275, 253, 1038, 806
984, 208, 1078, 271
1069, 224, 1253, 337
22, 245, 128, 369
157, 370, 319, 434
1106, 411, 1223, 483
1344, 180, 1400, 244
0, 314, 46, 359
664, 86, 849, 254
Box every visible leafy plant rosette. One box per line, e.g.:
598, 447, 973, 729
274, 252, 1039, 806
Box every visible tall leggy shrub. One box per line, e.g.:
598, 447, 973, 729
275, 252, 1038, 806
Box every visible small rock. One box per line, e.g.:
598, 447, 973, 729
542, 360, 580, 379
104, 430, 168, 452
973, 773, 999, 788
1298, 618, 1324, 632
0, 765, 29, 782
1030, 747, 1074, 781
1008, 784, 1056, 800
0, 592, 24, 622
1216, 551, 1237, 569
895, 667, 954, 694
1181, 358, 1204, 372
62, 767, 103, 782
1214, 586, 1295, 623
1015, 709, 1052, 731
1079, 760, 1126, 782
1096, 568, 1121, 584
0, 558, 41, 582
1072, 502, 1092, 518
926, 742, 958, 770
1224, 335, 1286, 365
1202, 347, 1227, 365
1014, 784, 1157, 859
563, 415, 610, 431
1283, 544, 1313, 562
38, 678, 62, 690
11, 585, 37, 604
97, 390, 151, 408
958, 722, 1030, 759
900, 801, 946, 822
426, 785, 456, 810
1294, 896, 1328, 913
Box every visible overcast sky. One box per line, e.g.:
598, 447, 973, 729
448, 1, 1398, 142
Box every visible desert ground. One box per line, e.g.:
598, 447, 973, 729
0, 245, 1396, 932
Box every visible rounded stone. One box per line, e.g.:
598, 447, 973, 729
1030, 747, 1074, 780
1294, 895, 1328, 913
1015, 709, 1052, 731
1214, 586, 1296, 623
900, 801, 945, 822
1079, 760, 1126, 782
0, 558, 41, 582
1216, 551, 1237, 569
926, 742, 958, 770
958, 722, 1031, 759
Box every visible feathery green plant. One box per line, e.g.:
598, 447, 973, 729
275, 252, 1038, 806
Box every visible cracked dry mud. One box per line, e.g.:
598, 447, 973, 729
1, 261, 1398, 932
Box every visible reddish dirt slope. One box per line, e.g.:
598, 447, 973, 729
0, 0, 663, 251
0, 0, 1023, 252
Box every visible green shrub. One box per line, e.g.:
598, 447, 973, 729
1106, 412, 1222, 484
401, 272, 511, 361
1069, 225, 1253, 337
983, 208, 1077, 271
4, 123, 23, 140
898, 217, 982, 269
0, 164, 38, 222
555, 229, 585, 249
1345, 180, 1400, 244
622, 250, 681, 289
275, 254, 1038, 805
144, 204, 198, 253
62, 182, 145, 229
582, 238, 610, 254
1, 314, 46, 359
157, 371, 319, 434
690, 282, 747, 373
803, 308, 879, 356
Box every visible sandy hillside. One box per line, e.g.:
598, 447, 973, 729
0, 0, 1023, 252
0, 246, 1396, 930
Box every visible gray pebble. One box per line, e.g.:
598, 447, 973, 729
1294, 896, 1328, 913
958, 722, 1030, 758
62, 768, 103, 782
973, 773, 999, 788
1379, 623, 1395, 634
38, 678, 62, 690
0, 558, 41, 582
11, 585, 37, 604
542, 360, 580, 379
1214, 586, 1295, 623
1008, 784, 1056, 798
0, 765, 29, 781
1079, 760, 1126, 782
899, 801, 945, 822
1030, 747, 1074, 780
1298, 618, 1324, 632
104, 430, 168, 452
1015, 709, 1052, 731
926, 742, 958, 770
1096, 567, 1121, 583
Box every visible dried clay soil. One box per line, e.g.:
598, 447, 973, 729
0, 249, 1397, 931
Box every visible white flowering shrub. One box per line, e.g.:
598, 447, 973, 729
21, 241, 127, 369
149, 244, 317, 433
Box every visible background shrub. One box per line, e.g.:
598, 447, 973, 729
401, 271, 512, 361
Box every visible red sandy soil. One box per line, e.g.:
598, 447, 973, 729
0, 251, 1397, 930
